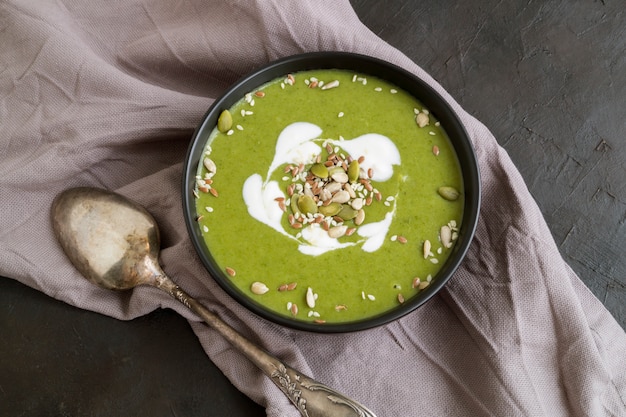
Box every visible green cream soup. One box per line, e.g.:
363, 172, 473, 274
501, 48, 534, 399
194, 69, 463, 324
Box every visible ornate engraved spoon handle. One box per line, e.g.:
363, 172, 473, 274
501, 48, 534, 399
156, 275, 378, 417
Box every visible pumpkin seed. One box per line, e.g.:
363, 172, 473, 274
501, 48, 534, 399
337, 205, 358, 221
290, 194, 301, 216
217, 110, 233, 133
319, 202, 342, 217
437, 186, 460, 201
310, 163, 329, 179
297, 194, 318, 215
348, 160, 360, 183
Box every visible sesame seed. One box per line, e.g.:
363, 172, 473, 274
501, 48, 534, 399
430, 258, 439, 264
367, 294, 376, 301
429, 131, 436, 136
226, 129, 234, 136
390, 235, 398, 241
374, 87, 382, 92
338, 111, 344, 118
205, 206, 213, 212
202, 225, 209, 233
236, 125, 244, 131
435, 121, 441, 127
390, 89, 398, 94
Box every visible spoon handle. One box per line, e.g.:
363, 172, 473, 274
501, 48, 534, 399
156, 275, 377, 417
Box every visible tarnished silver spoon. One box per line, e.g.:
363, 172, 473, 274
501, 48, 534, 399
51, 187, 377, 417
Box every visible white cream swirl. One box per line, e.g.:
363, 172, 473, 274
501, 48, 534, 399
243, 122, 400, 255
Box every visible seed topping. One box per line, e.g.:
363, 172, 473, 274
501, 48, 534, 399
251, 282, 269, 295
217, 110, 233, 133
278, 142, 392, 241
438, 186, 460, 201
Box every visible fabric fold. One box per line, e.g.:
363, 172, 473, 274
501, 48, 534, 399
1, 1, 624, 416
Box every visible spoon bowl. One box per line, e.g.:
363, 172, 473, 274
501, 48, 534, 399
51, 187, 377, 417
51, 187, 162, 291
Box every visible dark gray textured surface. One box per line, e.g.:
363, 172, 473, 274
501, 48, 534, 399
1, 1, 623, 415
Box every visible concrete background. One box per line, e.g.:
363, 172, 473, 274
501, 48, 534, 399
1, 1, 623, 415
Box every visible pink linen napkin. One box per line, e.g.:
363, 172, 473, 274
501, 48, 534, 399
1, 1, 625, 416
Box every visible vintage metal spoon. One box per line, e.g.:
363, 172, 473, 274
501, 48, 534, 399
51, 187, 377, 417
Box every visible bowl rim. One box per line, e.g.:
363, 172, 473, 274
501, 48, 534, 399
182, 51, 481, 333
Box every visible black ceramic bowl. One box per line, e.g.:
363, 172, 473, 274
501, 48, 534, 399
182, 52, 480, 333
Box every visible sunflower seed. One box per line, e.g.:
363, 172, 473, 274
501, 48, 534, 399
203, 158, 217, 174
331, 190, 350, 204
328, 225, 348, 238
416, 112, 429, 128
441, 225, 452, 248
306, 287, 316, 308
321, 80, 339, 90
251, 282, 269, 295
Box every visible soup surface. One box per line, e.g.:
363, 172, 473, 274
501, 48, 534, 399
194, 69, 463, 324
